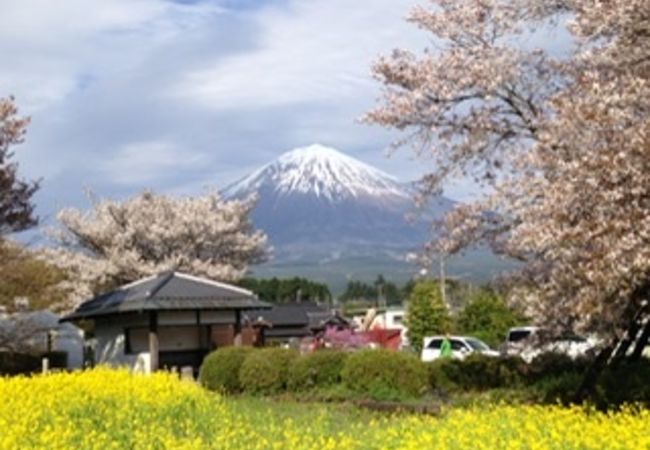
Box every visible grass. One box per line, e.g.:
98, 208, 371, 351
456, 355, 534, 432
227, 396, 386, 434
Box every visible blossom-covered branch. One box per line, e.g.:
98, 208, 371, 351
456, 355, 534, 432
44, 191, 269, 310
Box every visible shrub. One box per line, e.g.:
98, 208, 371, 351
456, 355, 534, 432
595, 359, 650, 408
199, 346, 254, 393
239, 348, 298, 394
457, 354, 523, 390
533, 372, 583, 405
428, 355, 524, 392
341, 349, 428, 400
0, 352, 40, 375
428, 358, 461, 393
287, 350, 348, 391
526, 353, 589, 384
528, 358, 650, 408
0, 351, 67, 375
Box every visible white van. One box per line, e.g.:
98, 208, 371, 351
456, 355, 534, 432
421, 336, 499, 362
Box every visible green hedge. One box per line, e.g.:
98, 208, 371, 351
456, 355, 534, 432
426, 353, 650, 408
525, 353, 590, 383
341, 349, 428, 400
429, 355, 526, 392
287, 350, 348, 391
199, 347, 254, 393
0, 351, 68, 375
591, 360, 650, 408
239, 348, 298, 394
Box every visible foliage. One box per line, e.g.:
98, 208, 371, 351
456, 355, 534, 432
239, 348, 298, 394
2, 368, 650, 448
373, 275, 402, 306
517, 358, 650, 408
287, 350, 348, 391
0, 240, 68, 313
427, 357, 463, 393
428, 355, 524, 393
0, 352, 41, 375
238, 277, 331, 304
339, 280, 378, 302
594, 360, 650, 409
199, 346, 253, 394
366, 0, 650, 352
532, 372, 584, 406
0, 97, 39, 235
44, 190, 268, 309
0, 351, 71, 374
455, 288, 523, 348
341, 349, 428, 400
426, 353, 650, 409
339, 275, 403, 305
526, 353, 590, 384
405, 280, 450, 353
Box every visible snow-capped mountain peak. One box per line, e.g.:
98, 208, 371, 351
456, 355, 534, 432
224, 144, 408, 201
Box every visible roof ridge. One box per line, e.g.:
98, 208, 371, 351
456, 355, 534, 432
174, 272, 254, 296
145, 271, 176, 299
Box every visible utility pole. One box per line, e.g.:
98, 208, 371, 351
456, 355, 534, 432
378, 283, 385, 309
439, 254, 447, 309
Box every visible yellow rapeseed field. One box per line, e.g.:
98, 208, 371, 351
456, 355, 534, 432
0, 368, 648, 449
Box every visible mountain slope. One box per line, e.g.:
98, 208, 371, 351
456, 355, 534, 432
223, 144, 453, 248
225, 144, 408, 202
223, 144, 511, 290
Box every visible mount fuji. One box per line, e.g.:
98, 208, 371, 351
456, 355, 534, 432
223, 144, 507, 291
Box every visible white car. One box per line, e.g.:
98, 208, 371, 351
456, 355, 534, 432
504, 326, 598, 363
421, 336, 499, 362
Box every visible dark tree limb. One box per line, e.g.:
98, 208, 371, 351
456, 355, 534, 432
630, 316, 650, 361
573, 341, 616, 404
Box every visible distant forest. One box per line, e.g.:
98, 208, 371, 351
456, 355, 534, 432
240, 275, 414, 305
238, 277, 332, 304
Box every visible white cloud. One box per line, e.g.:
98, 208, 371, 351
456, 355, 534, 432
0, 0, 221, 111
100, 140, 208, 185
173, 0, 425, 110
1, 0, 497, 220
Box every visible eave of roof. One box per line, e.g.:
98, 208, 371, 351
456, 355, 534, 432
61, 271, 271, 322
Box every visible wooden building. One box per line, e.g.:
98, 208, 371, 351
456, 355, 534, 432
62, 271, 271, 372
245, 302, 350, 344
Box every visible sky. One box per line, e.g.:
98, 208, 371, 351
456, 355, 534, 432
2, 0, 482, 231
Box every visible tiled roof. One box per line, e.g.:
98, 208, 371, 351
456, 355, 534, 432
62, 272, 271, 321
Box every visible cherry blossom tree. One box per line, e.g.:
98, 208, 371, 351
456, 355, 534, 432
44, 191, 268, 310
366, 0, 649, 395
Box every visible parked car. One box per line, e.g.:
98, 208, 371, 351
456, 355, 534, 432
503, 326, 598, 362
421, 335, 499, 362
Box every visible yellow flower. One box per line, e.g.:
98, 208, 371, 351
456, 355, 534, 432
0, 368, 648, 449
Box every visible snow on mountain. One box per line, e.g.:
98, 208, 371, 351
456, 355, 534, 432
220, 144, 512, 290
224, 144, 409, 202
222, 143, 455, 247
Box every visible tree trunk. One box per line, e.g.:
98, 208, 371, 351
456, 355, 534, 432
630, 317, 650, 361
609, 316, 642, 368
575, 281, 650, 402
609, 282, 650, 367
573, 342, 616, 403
